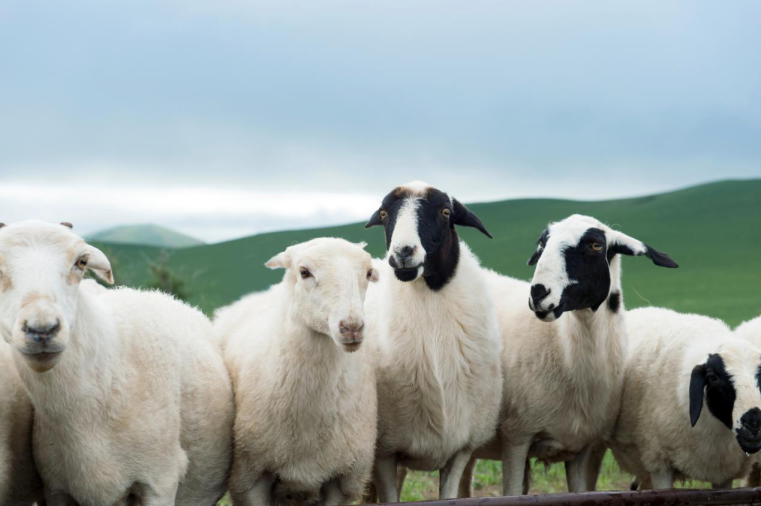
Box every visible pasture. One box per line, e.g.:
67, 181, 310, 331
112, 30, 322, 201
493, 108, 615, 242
91, 179, 761, 503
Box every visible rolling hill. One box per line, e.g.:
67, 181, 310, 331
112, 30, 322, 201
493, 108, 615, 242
92, 179, 761, 326
87, 224, 204, 249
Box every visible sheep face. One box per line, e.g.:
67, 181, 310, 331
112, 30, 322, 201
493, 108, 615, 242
266, 238, 378, 352
365, 181, 491, 288
527, 214, 677, 322
0, 221, 113, 373
689, 341, 761, 454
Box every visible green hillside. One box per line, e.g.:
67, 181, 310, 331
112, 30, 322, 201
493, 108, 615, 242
93, 179, 761, 326
87, 224, 204, 249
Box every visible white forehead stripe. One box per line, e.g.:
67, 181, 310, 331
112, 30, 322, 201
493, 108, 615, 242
390, 198, 421, 248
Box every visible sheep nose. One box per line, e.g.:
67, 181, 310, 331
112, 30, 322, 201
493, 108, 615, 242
742, 408, 761, 434
339, 320, 364, 340
396, 245, 415, 260
530, 284, 551, 307
23, 320, 61, 343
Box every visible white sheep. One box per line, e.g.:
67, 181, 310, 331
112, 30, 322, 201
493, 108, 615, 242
736, 315, 761, 343
216, 238, 379, 506
363, 182, 503, 501
735, 315, 761, 487
0, 220, 234, 505
610, 307, 761, 488
462, 214, 678, 496
0, 341, 44, 506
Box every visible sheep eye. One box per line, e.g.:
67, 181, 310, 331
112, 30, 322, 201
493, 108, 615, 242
299, 267, 311, 279
591, 243, 603, 252
75, 257, 88, 270
366, 270, 373, 279
441, 208, 451, 219
379, 210, 388, 221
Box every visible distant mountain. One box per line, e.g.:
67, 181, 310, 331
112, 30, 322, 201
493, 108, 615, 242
87, 224, 204, 249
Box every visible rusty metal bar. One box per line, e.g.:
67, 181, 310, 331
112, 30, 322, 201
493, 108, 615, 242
372, 488, 761, 506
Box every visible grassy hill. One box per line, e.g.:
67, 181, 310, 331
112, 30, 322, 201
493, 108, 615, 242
94, 179, 761, 326
87, 224, 204, 249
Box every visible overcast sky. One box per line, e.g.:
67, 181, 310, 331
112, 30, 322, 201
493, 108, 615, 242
1, 1, 759, 242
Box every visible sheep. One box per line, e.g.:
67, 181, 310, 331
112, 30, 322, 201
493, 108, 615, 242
0, 220, 234, 505
363, 181, 503, 501
216, 238, 380, 506
737, 315, 761, 343
609, 307, 761, 489
735, 315, 761, 487
0, 340, 44, 506
460, 214, 678, 496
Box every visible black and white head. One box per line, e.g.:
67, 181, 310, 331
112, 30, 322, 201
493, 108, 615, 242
365, 181, 492, 290
690, 340, 761, 454
527, 214, 678, 321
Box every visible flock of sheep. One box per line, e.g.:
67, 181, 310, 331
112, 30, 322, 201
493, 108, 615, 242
0, 180, 760, 506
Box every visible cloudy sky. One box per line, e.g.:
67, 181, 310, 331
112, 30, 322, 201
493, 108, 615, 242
1, 1, 759, 242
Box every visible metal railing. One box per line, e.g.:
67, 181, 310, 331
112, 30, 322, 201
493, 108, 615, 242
372, 488, 761, 506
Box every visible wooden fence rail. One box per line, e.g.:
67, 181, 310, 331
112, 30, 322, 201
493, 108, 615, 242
371, 488, 761, 506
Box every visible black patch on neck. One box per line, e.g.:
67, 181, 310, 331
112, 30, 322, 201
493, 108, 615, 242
558, 227, 611, 312
705, 353, 736, 430
422, 228, 460, 291
607, 291, 621, 313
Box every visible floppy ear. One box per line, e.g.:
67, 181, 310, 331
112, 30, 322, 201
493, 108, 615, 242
690, 363, 707, 427
85, 245, 114, 284
265, 248, 292, 270
365, 209, 383, 229
451, 199, 492, 238
607, 231, 678, 268
526, 228, 549, 266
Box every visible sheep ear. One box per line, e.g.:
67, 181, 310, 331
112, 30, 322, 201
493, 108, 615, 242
689, 364, 707, 427
451, 199, 492, 238
527, 228, 549, 266
85, 245, 114, 285
265, 250, 292, 270
356, 241, 368, 249
608, 231, 678, 268
527, 247, 542, 266
365, 209, 383, 229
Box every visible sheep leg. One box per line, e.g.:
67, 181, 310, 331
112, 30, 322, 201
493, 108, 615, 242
565, 445, 594, 492
649, 470, 673, 489
711, 479, 733, 489
229, 472, 275, 506
502, 439, 531, 496
373, 454, 400, 503
396, 466, 409, 497
45, 491, 78, 506
138, 487, 179, 506
744, 462, 761, 487
584, 442, 606, 491
321, 479, 349, 506
439, 449, 474, 499
458, 456, 477, 498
